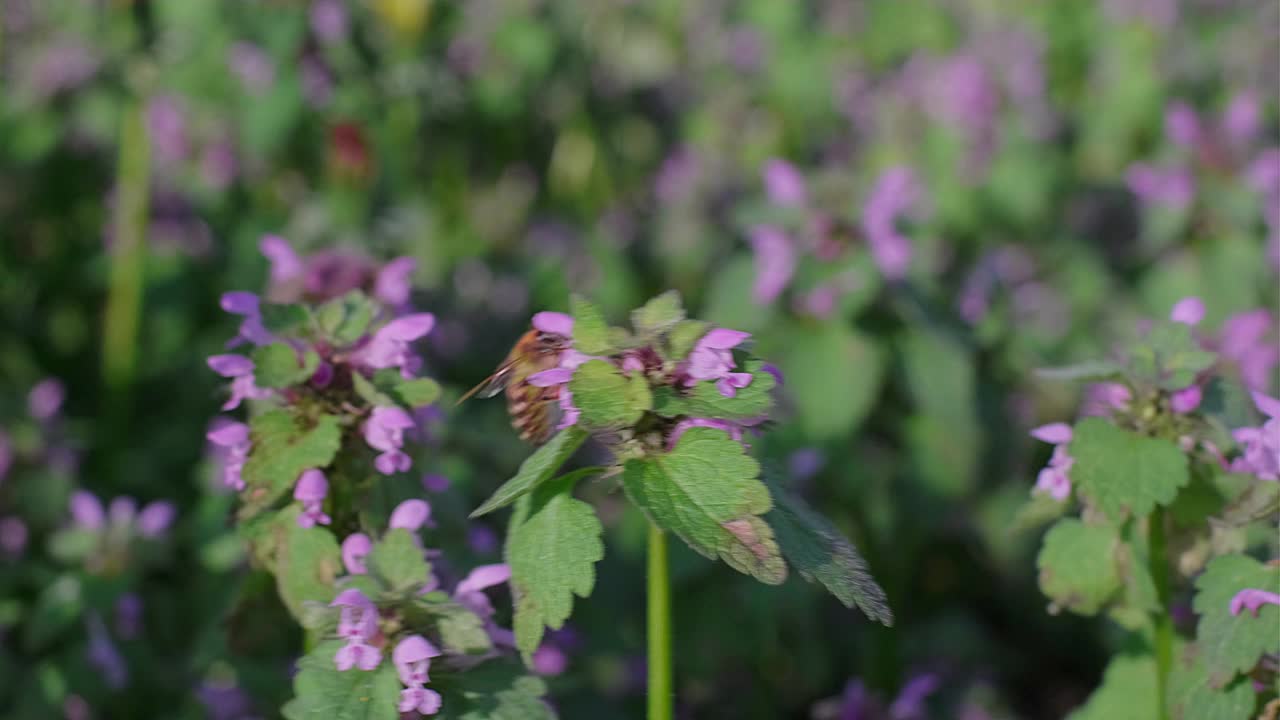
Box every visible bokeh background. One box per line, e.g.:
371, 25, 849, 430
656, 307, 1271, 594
1, 0, 1277, 718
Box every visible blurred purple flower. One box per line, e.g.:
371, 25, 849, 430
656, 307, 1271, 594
86, 613, 127, 689
342, 533, 372, 575
301, 55, 334, 108
454, 564, 510, 619
681, 328, 753, 397
654, 148, 701, 204
228, 42, 275, 94
200, 138, 239, 191
115, 594, 143, 640
862, 167, 922, 280
889, 673, 941, 720
1126, 163, 1195, 208
0, 517, 27, 557
220, 292, 273, 347
1030, 423, 1074, 501
1230, 392, 1280, 481
1164, 101, 1202, 149
137, 501, 176, 538
310, 0, 349, 44
532, 644, 569, 676
260, 235, 304, 288
1216, 309, 1277, 391
206, 421, 252, 491
147, 95, 188, 168
1223, 91, 1261, 146
726, 28, 765, 72
389, 499, 432, 531
208, 354, 272, 411
1081, 382, 1132, 417
788, 448, 827, 482
1169, 296, 1205, 325
356, 314, 435, 377
332, 589, 381, 671
763, 159, 808, 208
28, 42, 99, 98
196, 682, 258, 720
467, 524, 500, 555
374, 257, 417, 309
1230, 589, 1280, 616
1170, 385, 1203, 414
394, 635, 443, 714
364, 406, 417, 475
69, 490, 106, 530
294, 470, 331, 528
422, 473, 451, 493
749, 226, 796, 305
27, 378, 65, 421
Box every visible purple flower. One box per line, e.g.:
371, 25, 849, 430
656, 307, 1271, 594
147, 95, 188, 168
532, 644, 569, 676
1229, 589, 1280, 616
862, 167, 922, 280
364, 407, 417, 475
1030, 423, 1074, 501
115, 594, 143, 640
1169, 296, 1205, 325
355, 313, 435, 376
1230, 392, 1280, 481
1081, 382, 1133, 417
1217, 309, 1278, 391
228, 42, 275, 94
342, 533, 372, 574
332, 589, 381, 671
87, 613, 128, 689
468, 524, 500, 555
206, 421, 252, 490
389, 499, 432, 531
28, 378, 66, 421
682, 328, 754, 397
294, 470, 331, 528
763, 159, 808, 207
888, 672, 941, 720
531, 311, 574, 336
1126, 163, 1195, 208
260, 235, 304, 288
749, 226, 796, 305
1164, 101, 1202, 149
454, 564, 510, 619
374, 257, 417, 308
788, 448, 827, 482
422, 473, 451, 492
393, 634, 441, 687
69, 491, 106, 530
207, 354, 273, 410
1223, 91, 1261, 146
220, 292, 273, 347
1170, 385, 1203, 414
0, 517, 28, 557
398, 685, 443, 716
136, 501, 176, 538
310, 0, 349, 43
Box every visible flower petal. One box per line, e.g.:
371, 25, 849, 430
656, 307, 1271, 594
531, 311, 573, 336
1029, 422, 1072, 445
698, 328, 750, 350
456, 564, 511, 595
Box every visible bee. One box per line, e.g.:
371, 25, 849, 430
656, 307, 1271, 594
456, 328, 570, 444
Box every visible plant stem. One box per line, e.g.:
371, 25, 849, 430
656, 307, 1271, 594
102, 99, 150, 395
647, 522, 673, 720
1149, 507, 1172, 720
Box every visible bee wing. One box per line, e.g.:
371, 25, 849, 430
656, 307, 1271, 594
455, 363, 515, 405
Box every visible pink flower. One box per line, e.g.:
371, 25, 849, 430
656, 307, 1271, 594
220, 292, 273, 347
389, 499, 432, 531
1126, 163, 1195, 208
1164, 101, 1202, 149
454, 564, 510, 619
763, 159, 808, 207
1229, 589, 1280, 616
207, 354, 272, 410
749, 226, 796, 305
341, 533, 372, 574
364, 407, 417, 475
206, 421, 252, 490
392, 634, 441, 687
331, 589, 381, 671
294, 470, 331, 528
355, 314, 435, 376
1170, 385, 1203, 414
682, 328, 754, 397
1230, 392, 1280, 481
861, 167, 921, 280
374, 257, 416, 308
1030, 423, 1074, 501
531, 311, 573, 336
260, 235, 304, 286
1169, 296, 1205, 326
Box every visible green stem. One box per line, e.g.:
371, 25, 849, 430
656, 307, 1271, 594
647, 523, 673, 720
102, 100, 151, 394
1149, 508, 1172, 720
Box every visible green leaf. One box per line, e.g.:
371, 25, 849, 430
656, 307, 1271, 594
276, 513, 343, 619
351, 371, 393, 407
1033, 360, 1125, 382
1169, 645, 1256, 720
631, 290, 686, 334
1069, 418, 1189, 523
371, 369, 441, 408
651, 360, 776, 420
1010, 491, 1070, 534
402, 597, 493, 655
368, 529, 431, 593
435, 662, 555, 720
567, 360, 650, 430
666, 320, 709, 360
22, 575, 82, 652
768, 323, 883, 440
569, 296, 612, 355
1066, 654, 1158, 720
287, 640, 401, 720
260, 303, 311, 336
507, 473, 605, 659
1036, 518, 1122, 615
622, 428, 786, 584
470, 427, 589, 518
1130, 321, 1218, 390
251, 342, 321, 389
763, 479, 892, 625
316, 292, 377, 346
1193, 553, 1280, 686
240, 411, 343, 517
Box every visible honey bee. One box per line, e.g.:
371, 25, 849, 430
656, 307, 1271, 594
456, 328, 570, 444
